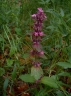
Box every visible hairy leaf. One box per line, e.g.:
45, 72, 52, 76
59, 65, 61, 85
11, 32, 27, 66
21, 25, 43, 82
40, 76, 59, 88
57, 62, 71, 69
31, 66, 43, 80
19, 74, 35, 83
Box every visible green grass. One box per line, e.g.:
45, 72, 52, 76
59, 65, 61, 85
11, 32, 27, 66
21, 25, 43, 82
0, 0, 71, 96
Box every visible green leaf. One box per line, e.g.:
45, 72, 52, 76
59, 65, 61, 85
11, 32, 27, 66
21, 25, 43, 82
6, 58, 14, 67
50, 75, 59, 80
15, 27, 21, 35
3, 78, 9, 96
40, 76, 59, 88
0, 67, 5, 76
46, 0, 50, 3
58, 72, 71, 77
39, 0, 50, 4
67, 57, 71, 63
9, 46, 17, 56
12, 64, 16, 80
3, 78, 9, 91
57, 62, 71, 69
40, 54, 47, 59
31, 66, 43, 80
22, 53, 29, 59
60, 8, 64, 17
56, 90, 65, 96
19, 74, 35, 83
0, 35, 4, 41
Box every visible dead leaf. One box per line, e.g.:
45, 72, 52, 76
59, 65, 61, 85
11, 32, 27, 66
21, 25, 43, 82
14, 82, 28, 95
21, 92, 30, 96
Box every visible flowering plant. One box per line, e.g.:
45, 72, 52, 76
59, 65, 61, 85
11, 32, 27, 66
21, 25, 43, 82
30, 8, 47, 81
19, 8, 59, 89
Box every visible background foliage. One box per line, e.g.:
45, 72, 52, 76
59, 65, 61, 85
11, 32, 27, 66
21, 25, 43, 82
0, 0, 71, 96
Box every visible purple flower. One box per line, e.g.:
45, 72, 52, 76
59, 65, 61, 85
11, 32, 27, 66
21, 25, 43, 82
39, 51, 44, 55
30, 50, 39, 56
33, 25, 42, 32
32, 14, 36, 19
37, 8, 44, 12
32, 8, 46, 21
33, 32, 38, 36
32, 61, 41, 67
39, 32, 44, 36
30, 50, 44, 57
31, 8, 46, 56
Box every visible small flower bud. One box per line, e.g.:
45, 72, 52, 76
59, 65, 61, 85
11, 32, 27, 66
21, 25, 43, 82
39, 32, 44, 36
39, 51, 44, 55
33, 32, 38, 36
37, 8, 44, 13
32, 14, 36, 19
